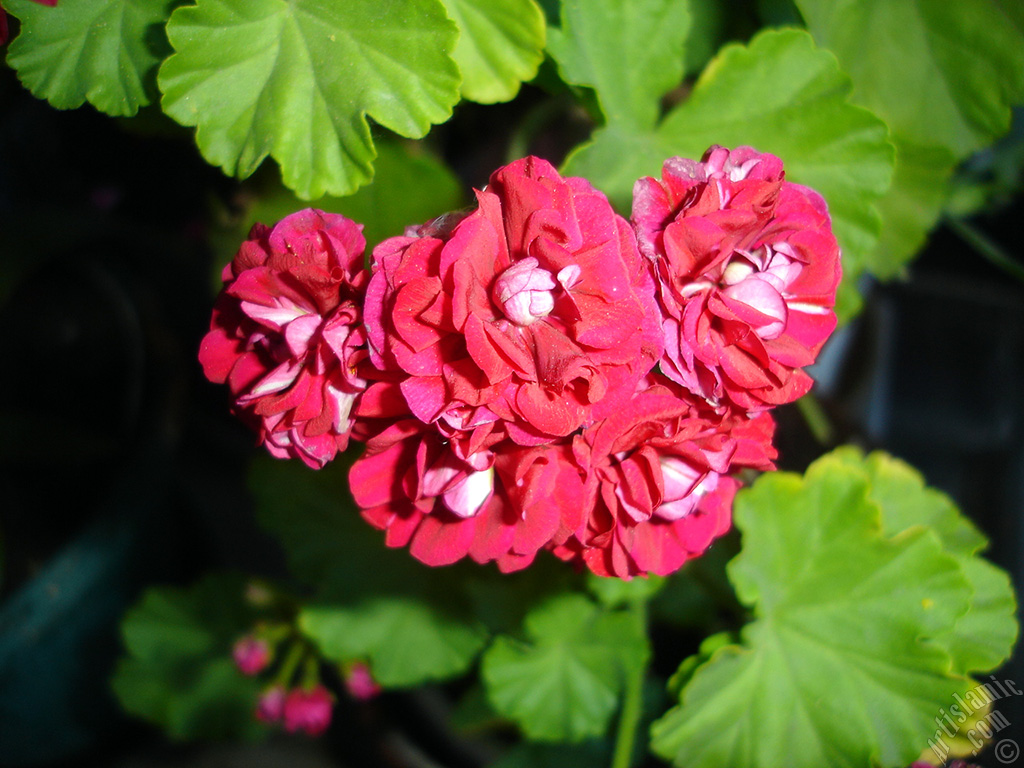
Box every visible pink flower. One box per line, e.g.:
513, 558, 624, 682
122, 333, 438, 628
255, 685, 286, 724
364, 156, 662, 445
548, 376, 777, 578
232, 635, 271, 676
344, 662, 381, 701
283, 685, 334, 737
633, 146, 840, 412
199, 209, 370, 468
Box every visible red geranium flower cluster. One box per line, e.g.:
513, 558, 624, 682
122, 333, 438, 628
201, 148, 840, 579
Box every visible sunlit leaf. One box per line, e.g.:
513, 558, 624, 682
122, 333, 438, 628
440, 0, 546, 103
5, 0, 177, 116
547, 0, 690, 130
158, 0, 461, 198
651, 453, 974, 768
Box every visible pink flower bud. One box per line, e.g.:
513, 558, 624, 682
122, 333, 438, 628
283, 685, 334, 737
255, 685, 286, 724
232, 635, 272, 676
492, 257, 557, 326
344, 662, 381, 701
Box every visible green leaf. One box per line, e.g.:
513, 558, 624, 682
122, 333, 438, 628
111, 573, 265, 741
300, 597, 488, 687
481, 594, 649, 742
563, 29, 894, 323
332, 141, 465, 248
650, 454, 974, 768
830, 447, 1018, 676
440, 0, 546, 104
158, 0, 461, 199
795, 0, 1024, 281
586, 572, 665, 607
682, 0, 725, 78
5, 0, 177, 116
949, 557, 1018, 675
866, 139, 958, 279
249, 453, 425, 598
547, 0, 690, 129
830, 447, 987, 557
795, 0, 1024, 159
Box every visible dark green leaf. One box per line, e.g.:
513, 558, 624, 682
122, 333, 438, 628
111, 574, 264, 741
796, 0, 1024, 158
300, 597, 488, 687
210, 140, 465, 271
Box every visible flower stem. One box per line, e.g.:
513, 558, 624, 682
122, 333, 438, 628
796, 392, 834, 446
947, 216, 1024, 284
611, 601, 648, 768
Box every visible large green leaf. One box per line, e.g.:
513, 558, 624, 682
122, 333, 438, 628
300, 598, 488, 687
5, 0, 177, 116
795, 0, 1024, 159
546, 0, 690, 130
481, 594, 649, 742
440, 0, 546, 104
832, 447, 1018, 675
158, 0, 461, 199
650, 454, 975, 768
563, 29, 894, 322
111, 574, 264, 741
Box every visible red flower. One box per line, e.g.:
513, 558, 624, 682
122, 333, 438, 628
633, 146, 840, 412
364, 156, 662, 445
349, 381, 550, 572
199, 209, 369, 468
283, 685, 334, 737
549, 376, 777, 578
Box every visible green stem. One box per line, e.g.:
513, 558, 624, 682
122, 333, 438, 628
610, 601, 648, 768
796, 392, 834, 446
946, 216, 1024, 284
274, 640, 305, 689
